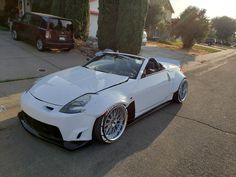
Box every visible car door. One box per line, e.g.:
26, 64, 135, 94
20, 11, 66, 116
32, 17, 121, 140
134, 59, 172, 115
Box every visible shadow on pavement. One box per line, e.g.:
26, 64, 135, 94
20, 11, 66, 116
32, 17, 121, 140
0, 103, 182, 177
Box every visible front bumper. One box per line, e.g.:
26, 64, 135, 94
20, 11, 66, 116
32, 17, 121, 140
19, 92, 98, 150
18, 111, 87, 150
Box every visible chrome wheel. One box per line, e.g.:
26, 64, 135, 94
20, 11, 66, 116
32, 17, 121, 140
101, 105, 128, 142
178, 79, 188, 102
36, 39, 44, 51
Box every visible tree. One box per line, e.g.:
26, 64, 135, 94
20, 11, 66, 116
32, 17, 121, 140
97, 0, 148, 54
64, 0, 90, 40
32, 0, 53, 14
145, 0, 167, 38
212, 16, 236, 41
51, 0, 65, 17
116, 0, 148, 54
97, 0, 119, 50
172, 6, 209, 49
3, 0, 18, 21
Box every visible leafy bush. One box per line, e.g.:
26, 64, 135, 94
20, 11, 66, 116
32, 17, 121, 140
64, 0, 90, 40
97, 0, 119, 51
98, 0, 148, 54
212, 16, 236, 41
172, 6, 210, 49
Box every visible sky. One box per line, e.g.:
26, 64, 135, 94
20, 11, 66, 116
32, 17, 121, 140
170, 0, 236, 19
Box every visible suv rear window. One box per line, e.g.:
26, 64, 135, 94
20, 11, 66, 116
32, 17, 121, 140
49, 18, 73, 32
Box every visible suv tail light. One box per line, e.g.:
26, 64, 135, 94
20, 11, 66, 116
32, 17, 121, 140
45, 31, 51, 39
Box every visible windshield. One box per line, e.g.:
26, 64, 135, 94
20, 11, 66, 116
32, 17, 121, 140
84, 54, 144, 79
49, 18, 73, 32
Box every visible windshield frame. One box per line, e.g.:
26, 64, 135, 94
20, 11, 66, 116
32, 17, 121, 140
83, 53, 145, 79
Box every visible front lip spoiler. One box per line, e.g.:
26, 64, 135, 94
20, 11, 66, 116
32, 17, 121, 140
18, 111, 88, 151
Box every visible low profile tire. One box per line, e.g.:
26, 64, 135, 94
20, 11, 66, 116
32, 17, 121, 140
173, 79, 188, 103
36, 38, 44, 51
93, 104, 128, 144
12, 30, 18, 40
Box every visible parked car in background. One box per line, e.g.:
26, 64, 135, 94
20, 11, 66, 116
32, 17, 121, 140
205, 38, 216, 46
11, 12, 74, 51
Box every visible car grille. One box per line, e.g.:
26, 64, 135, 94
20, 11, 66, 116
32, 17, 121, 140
20, 112, 63, 142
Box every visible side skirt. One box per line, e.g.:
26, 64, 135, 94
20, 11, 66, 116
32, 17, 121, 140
127, 101, 171, 126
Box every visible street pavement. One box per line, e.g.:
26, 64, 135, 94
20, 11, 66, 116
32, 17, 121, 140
0, 30, 236, 177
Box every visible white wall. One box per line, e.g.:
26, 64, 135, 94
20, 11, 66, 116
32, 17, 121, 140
89, 0, 99, 38
89, 15, 98, 38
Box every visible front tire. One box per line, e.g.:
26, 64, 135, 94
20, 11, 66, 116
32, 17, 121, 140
93, 104, 128, 144
36, 38, 44, 51
173, 79, 188, 103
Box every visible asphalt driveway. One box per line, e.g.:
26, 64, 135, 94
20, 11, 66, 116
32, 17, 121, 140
0, 31, 87, 82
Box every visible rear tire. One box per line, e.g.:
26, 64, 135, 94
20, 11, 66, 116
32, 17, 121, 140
36, 38, 44, 51
93, 104, 128, 144
173, 79, 188, 103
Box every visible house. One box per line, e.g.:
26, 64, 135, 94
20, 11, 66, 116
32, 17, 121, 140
89, 0, 99, 39
149, 0, 174, 22
147, 0, 175, 39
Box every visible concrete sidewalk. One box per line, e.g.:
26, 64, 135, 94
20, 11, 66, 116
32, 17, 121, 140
0, 31, 86, 82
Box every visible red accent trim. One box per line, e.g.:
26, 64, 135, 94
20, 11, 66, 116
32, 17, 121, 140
89, 0, 97, 2
90, 10, 99, 15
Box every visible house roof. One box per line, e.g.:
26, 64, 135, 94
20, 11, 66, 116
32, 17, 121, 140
166, 0, 174, 13
150, 0, 174, 13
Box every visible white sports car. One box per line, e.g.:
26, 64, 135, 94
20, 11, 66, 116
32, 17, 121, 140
18, 52, 188, 150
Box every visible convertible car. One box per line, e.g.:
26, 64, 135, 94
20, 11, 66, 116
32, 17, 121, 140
18, 52, 188, 150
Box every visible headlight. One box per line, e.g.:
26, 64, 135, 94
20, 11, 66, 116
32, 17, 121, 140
60, 94, 92, 114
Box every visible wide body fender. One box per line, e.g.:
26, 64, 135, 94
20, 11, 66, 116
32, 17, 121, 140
170, 70, 186, 93
85, 91, 132, 118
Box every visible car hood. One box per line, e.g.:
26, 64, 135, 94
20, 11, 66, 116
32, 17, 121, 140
29, 66, 129, 106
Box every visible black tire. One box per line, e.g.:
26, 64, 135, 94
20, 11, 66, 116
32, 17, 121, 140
36, 38, 44, 51
11, 30, 18, 40
173, 79, 188, 103
93, 104, 128, 144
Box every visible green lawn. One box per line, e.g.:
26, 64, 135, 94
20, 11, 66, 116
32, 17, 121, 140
158, 40, 221, 53
193, 45, 221, 53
